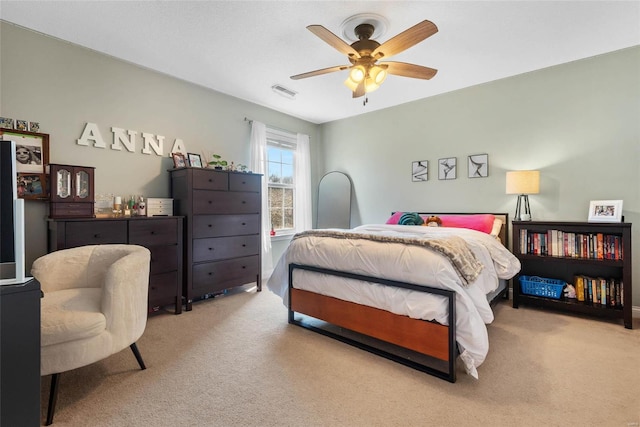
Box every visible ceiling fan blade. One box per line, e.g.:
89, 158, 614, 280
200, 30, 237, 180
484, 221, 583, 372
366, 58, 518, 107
290, 65, 349, 80
352, 81, 365, 98
383, 62, 438, 80
372, 20, 438, 58
307, 25, 361, 58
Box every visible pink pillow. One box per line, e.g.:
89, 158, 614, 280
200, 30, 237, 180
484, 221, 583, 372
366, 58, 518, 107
438, 214, 495, 234
385, 211, 405, 224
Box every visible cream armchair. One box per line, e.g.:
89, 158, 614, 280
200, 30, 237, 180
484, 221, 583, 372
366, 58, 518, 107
31, 244, 151, 425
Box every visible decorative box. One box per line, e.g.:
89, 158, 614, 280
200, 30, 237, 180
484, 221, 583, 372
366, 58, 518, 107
146, 198, 173, 216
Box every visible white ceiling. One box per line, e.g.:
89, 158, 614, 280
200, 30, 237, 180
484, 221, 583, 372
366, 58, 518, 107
1, 1, 639, 124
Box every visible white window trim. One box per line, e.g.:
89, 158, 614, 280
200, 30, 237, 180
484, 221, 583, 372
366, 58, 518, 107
267, 128, 297, 238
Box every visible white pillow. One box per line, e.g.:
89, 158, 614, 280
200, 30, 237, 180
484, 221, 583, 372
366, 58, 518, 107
490, 218, 503, 239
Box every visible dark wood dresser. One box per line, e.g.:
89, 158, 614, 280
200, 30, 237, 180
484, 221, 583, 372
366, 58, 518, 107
47, 216, 184, 314
170, 167, 262, 311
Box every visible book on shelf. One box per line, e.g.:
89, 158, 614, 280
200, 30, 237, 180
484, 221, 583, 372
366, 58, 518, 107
518, 229, 623, 260
572, 274, 623, 308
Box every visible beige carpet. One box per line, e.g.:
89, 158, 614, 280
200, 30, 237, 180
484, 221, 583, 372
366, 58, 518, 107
41, 287, 640, 426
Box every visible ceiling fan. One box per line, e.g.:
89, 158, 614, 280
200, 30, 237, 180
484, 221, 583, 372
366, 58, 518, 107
291, 19, 438, 98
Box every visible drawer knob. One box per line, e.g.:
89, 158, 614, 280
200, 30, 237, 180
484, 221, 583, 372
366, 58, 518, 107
241, 222, 246, 226
242, 201, 246, 204
208, 272, 212, 276
242, 266, 246, 269
242, 244, 246, 247
209, 247, 214, 251
208, 224, 212, 227
94, 234, 100, 238
242, 181, 246, 184
208, 200, 212, 204
150, 231, 155, 235
208, 179, 212, 182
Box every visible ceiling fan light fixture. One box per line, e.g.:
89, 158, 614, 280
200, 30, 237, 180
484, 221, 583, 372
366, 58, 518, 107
364, 78, 381, 93
370, 65, 387, 85
348, 66, 366, 83
343, 76, 359, 92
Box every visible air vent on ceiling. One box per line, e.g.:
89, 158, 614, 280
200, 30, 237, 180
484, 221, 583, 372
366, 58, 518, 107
272, 84, 297, 100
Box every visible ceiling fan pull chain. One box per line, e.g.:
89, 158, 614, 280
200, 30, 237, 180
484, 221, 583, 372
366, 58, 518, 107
363, 96, 369, 106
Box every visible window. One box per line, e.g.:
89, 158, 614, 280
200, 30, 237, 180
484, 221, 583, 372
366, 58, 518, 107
266, 129, 297, 235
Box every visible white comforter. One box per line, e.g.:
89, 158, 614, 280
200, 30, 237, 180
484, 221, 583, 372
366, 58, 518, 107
267, 224, 521, 378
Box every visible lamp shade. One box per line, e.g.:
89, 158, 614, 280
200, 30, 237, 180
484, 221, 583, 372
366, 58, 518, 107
506, 170, 540, 195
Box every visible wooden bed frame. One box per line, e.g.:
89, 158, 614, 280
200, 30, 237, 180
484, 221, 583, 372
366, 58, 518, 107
287, 213, 509, 383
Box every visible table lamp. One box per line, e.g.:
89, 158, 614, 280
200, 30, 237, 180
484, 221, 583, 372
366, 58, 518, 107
506, 170, 540, 221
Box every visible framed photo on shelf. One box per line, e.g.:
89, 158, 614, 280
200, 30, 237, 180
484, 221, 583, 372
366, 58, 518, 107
438, 157, 456, 180
187, 152, 203, 168
17, 173, 47, 200
411, 160, 428, 182
15, 120, 28, 131
171, 152, 187, 168
468, 154, 488, 178
0, 117, 13, 129
588, 200, 623, 223
0, 129, 50, 175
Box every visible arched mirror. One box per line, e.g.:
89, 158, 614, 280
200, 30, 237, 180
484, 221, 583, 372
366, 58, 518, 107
317, 171, 352, 229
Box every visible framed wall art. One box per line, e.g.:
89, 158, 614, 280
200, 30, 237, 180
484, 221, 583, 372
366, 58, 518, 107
587, 200, 623, 223
411, 160, 428, 182
438, 157, 456, 180
468, 154, 488, 178
0, 129, 50, 175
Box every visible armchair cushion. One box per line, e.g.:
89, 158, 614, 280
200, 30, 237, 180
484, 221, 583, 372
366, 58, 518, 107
41, 288, 105, 347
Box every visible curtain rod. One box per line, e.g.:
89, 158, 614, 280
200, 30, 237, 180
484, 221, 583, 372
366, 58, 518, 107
244, 117, 303, 137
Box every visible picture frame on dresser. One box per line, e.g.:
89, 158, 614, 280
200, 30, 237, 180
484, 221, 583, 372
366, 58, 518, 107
588, 200, 623, 223
187, 153, 203, 168
172, 152, 187, 168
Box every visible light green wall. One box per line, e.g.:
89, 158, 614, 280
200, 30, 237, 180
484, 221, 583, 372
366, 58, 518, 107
3, 21, 639, 308
322, 46, 640, 306
0, 22, 320, 269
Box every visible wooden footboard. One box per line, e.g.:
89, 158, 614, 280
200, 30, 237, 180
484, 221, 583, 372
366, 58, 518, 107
288, 263, 458, 382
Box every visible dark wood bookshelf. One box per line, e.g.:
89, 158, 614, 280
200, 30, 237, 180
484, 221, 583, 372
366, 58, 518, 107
512, 220, 632, 329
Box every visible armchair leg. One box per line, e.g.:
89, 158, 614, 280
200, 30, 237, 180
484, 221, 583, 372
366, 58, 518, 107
130, 343, 146, 370
45, 373, 60, 426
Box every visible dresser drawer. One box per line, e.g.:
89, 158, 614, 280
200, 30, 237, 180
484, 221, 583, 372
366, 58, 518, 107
192, 214, 260, 238
148, 245, 178, 275
192, 256, 260, 294
193, 235, 259, 262
192, 169, 228, 190
129, 218, 177, 246
148, 271, 179, 306
193, 190, 260, 214
50, 202, 94, 219
64, 221, 127, 247
229, 173, 261, 192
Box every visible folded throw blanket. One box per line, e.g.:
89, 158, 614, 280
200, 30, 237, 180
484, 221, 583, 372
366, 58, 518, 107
292, 229, 483, 286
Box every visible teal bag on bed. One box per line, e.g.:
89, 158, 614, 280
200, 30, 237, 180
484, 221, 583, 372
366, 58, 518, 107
398, 212, 424, 226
